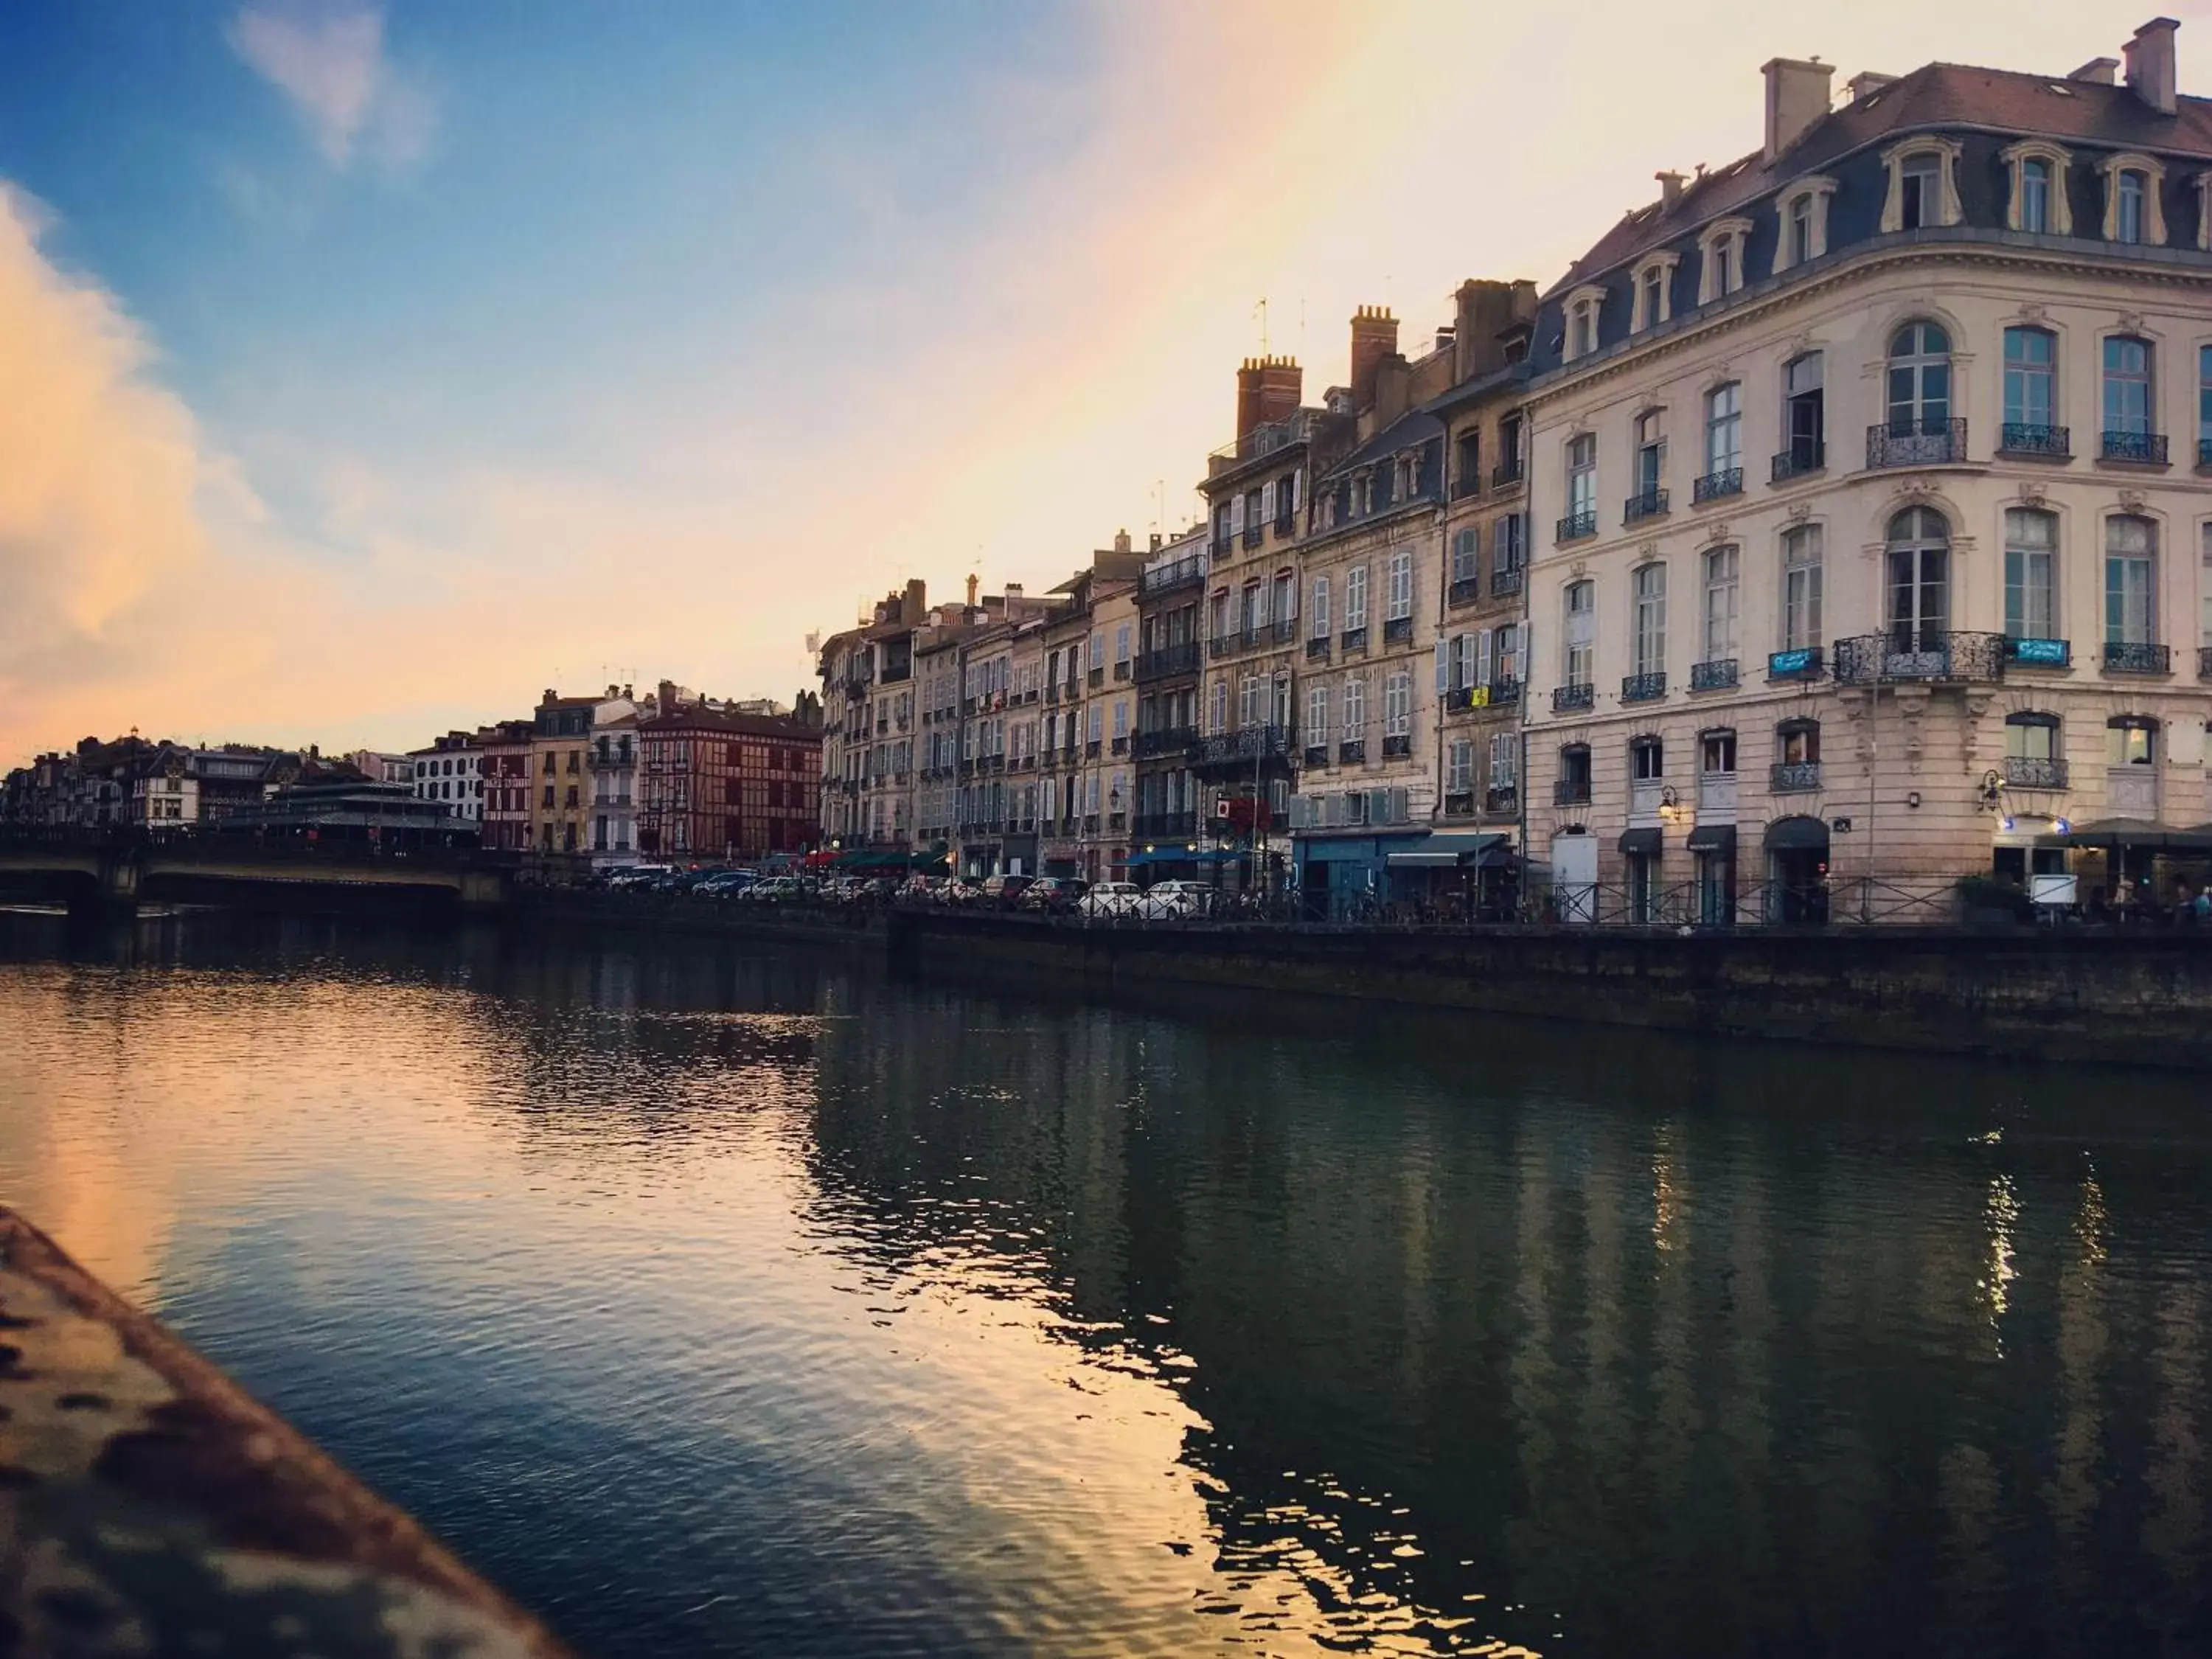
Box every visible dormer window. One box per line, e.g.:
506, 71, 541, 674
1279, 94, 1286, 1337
2000, 141, 2072, 235
1564, 285, 1606, 361
1695, 218, 1751, 305
1770, 178, 1835, 275
2099, 153, 2167, 246
1879, 139, 1963, 233
1630, 254, 1677, 333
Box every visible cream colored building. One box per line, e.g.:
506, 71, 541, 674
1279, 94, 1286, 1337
1523, 21, 2212, 922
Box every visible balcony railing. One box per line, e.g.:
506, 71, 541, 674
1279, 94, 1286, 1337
1833, 630, 2007, 685
1140, 554, 1206, 597
1552, 682, 1594, 714
2103, 640, 2171, 675
1085, 740, 1102, 759
1554, 777, 1591, 806
1242, 523, 1265, 549
1132, 727, 1199, 759
1382, 734, 1413, 758
1868, 418, 1966, 468
2006, 636, 2071, 669
1306, 637, 1331, 662
1303, 744, 1329, 768
1133, 812, 1196, 839
1135, 641, 1201, 681
1770, 441, 1825, 483
1450, 678, 1523, 712
1998, 422, 2070, 459
1484, 785, 1520, 815
1770, 761, 1822, 793
1448, 576, 1481, 607
1492, 459, 1524, 490
1690, 658, 1739, 692
1621, 671, 1667, 703
1110, 736, 1129, 757
1691, 467, 1742, 504
1196, 726, 1294, 769
1113, 661, 1132, 681
2001, 756, 2070, 790
1272, 618, 1298, 645
1444, 790, 1476, 816
1383, 616, 1413, 644
1557, 509, 1598, 543
1340, 626, 1368, 653
1624, 487, 1669, 524
1338, 740, 1366, 765
2101, 429, 2168, 465
1452, 475, 1483, 501
1088, 667, 1105, 689
1492, 564, 1523, 598
1767, 647, 1824, 682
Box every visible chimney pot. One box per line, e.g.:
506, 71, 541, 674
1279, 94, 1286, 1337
1761, 57, 1834, 162
2125, 18, 2179, 115
1113, 528, 1131, 554
965, 573, 979, 607
2068, 55, 2121, 84
1656, 170, 1686, 209
1348, 307, 1399, 410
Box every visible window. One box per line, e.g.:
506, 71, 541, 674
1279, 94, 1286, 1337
1783, 352, 1824, 469
1311, 574, 1331, 638
1307, 684, 1330, 743
1345, 565, 1369, 630
1497, 622, 1523, 686
1632, 563, 1667, 675
1886, 507, 1951, 652
2105, 516, 2158, 645
2104, 336, 2154, 437
1900, 153, 1940, 229
1114, 625, 1130, 664
1703, 546, 1739, 661
1633, 410, 1665, 498
2001, 142, 2073, 235
1343, 675, 1366, 738
1702, 730, 1736, 776
1455, 429, 1481, 493
1451, 528, 1479, 585
2006, 712, 2059, 761
2118, 170, 2147, 244
1704, 382, 1742, 477
2003, 327, 2056, 434
1498, 512, 1526, 574
1489, 731, 1519, 788
1631, 257, 1675, 332
1778, 720, 1820, 765
1697, 218, 1750, 304
1384, 672, 1411, 739
1237, 673, 1259, 730
2100, 153, 2168, 244
1088, 633, 1105, 671
1787, 194, 1813, 265
2202, 522, 2212, 647
1631, 736, 1664, 781
2108, 716, 2157, 768
1567, 433, 1596, 521
1385, 549, 1413, 621
1565, 286, 1604, 359
1564, 580, 1596, 686
1887, 322, 1951, 435
1208, 679, 1228, 734
2004, 509, 2059, 643
2020, 159, 2051, 234
1273, 570, 1295, 626
2200, 346, 2212, 456
1883, 141, 1959, 232
1447, 739, 1475, 793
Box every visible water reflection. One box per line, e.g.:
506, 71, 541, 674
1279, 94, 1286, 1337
0, 911, 2207, 1657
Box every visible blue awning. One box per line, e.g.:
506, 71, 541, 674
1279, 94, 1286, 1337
1384, 830, 1509, 869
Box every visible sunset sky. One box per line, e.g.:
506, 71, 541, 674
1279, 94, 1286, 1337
0, 0, 2183, 764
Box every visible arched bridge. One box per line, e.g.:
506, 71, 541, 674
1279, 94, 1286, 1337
0, 832, 509, 917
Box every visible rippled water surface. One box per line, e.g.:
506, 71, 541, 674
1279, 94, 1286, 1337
0, 911, 2208, 1658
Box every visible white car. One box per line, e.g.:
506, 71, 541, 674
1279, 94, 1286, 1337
1077, 881, 1144, 919
1139, 880, 1210, 920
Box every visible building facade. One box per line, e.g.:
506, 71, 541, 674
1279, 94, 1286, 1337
408, 733, 483, 824
1131, 526, 1208, 879
638, 693, 821, 862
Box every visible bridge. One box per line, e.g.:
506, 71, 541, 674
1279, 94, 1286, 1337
0, 832, 509, 917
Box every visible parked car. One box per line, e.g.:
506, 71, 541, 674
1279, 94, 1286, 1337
1139, 880, 1211, 921
749, 876, 808, 903
979, 874, 1034, 909
1078, 881, 1144, 919
943, 879, 986, 906
1020, 877, 1088, 914
696, 870, 759, 899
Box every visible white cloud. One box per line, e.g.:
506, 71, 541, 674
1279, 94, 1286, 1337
227, 2, 435, 171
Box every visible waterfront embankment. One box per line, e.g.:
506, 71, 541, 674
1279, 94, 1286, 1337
515, 893, 2212, 1068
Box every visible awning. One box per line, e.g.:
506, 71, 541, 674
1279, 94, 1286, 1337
2059, 818, 2212, 851
1384, 830, 1508, 869
1686, 824, 1737, 853
1617, 827, 1663, 855
1763, 815, 1831, 850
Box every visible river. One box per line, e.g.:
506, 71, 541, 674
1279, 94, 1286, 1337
0, 908, 2205, 1658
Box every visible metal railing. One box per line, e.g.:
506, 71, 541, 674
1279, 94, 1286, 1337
2200, 645, 2212, 679
1340, 626, 1368, 653
1624, 487, 1669, 524
1447, 576, 1481, 607
1382, 734, 1413, 758
1557, 509, 1598, 543
1552, 682, 1594, 714
1306, 637, 1331, 662
1552, 777, 1591, 806
1135, 641, 1201, 681
2104, 640, 2171, 675
1690, 658, 1739, 692
1691, 467, 1742, 504
1770, 760, 1821, 793
1492, 459, 1524, 489
1770, 441, 1825, 483
1383, 616, 1413, 644
1491, 564, 1524, 598
1868, 418, 1966, 468
1999, 422, 2070, 458
2101, 429, 2168, 465
1833, 630, 2007, 685
2001, 756, 2069, 789
1621, 671, 1667, 703
1303, 744, 1329, 768
1338, 740, 1366, 765
1485, 785, 1520, 815
1197, 726, 1294, 768
1139, 553, 1205, 597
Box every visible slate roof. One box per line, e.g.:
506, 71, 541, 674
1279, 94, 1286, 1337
1551, 61, 2212, 296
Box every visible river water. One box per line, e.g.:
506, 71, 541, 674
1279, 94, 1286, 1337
0, 910, 2205, 1658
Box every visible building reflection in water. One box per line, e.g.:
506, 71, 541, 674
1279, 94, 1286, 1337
0, 912, 2207, 1658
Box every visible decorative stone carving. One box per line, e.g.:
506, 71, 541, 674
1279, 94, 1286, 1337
1569, 558, 1588, 579
2119, 487, 2148, 513
1786, 502, 1813, 525
1638, 540, 1658, 560
2015, 479, 2048, 507
2119, 310, 2146, 335
1962, 692, 1994, 767
1702, 521, 1731, 546
1895, 686, 1932, 773
1892, 476, 1939, 504
2016, 302, 2048, 324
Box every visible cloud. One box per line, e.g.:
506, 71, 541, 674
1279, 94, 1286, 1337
227, 2, 434, 170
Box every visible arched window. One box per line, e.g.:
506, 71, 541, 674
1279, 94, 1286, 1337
1630, 734, 1664, 780
1557, 743, 1593, 804
1887, 322, 1952, 435
2003, 712, 2063, 788
1702, 546, 1740, 669
1885, 507, 1950, 653
2104, 515, 2160, 658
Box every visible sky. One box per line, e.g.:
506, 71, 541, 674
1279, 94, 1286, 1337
0, 0, 2194, 765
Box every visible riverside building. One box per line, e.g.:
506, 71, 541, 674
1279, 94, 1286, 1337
1523, 18, 2212, 921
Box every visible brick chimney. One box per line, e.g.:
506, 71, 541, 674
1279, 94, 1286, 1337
1761, 58, 1834, 162
657, 680, 678, 717
2126, 17, 2179, 115
1349, 307, 1398, 409
965, 573, 978, 607
1237, 356, 1302, 439
1113, 528, 1131, 554
903, 577, 926, 622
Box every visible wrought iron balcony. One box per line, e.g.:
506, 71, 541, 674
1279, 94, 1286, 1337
1690, 658, 1739, 692
1552, 682, 1594, 714
2001, 756, 2070, 790
2006, 636, 2071, 669
2101, 429, 2168, 465
1484, 785, 1519, 815
1110, 736, 1129, 756
1340, 626, 1368, 653
1382, 734, 1413, 758
1242, 523, 1265, 548
1486, 678, 1523, 708
1767, 647, 1824, 682
1491, 563, 1523, 598
2201, 645, 2212, 679
1383, 616, 1413, 644
2102, 640, 2171, 675
1133, 812, 1196, 839
1554, 777, 1591, 806
1770, 442, 1825, 484
1443, 789, 1476, 816
1085, 740, 1102, 759
1303, 744, 1329, 768
1338, 740, 1366, 765
1867, 418, 1967, 469
1139, 554, 1206, 597
1306, 636, 1331, 663
1196, 726, 1294, 770
1135, 641, 1201, 681
1833, 630, 2007, 685
1272, 618, 1298, 645
1492, 459, 1524, 490
1998, 422, 2070, 459
1624, 487, 1669, 524
1770, 761, 1822, 793
1557, 509, 1598, 543
1448, 576, 1481, 608
1113, 661, 1132, 681
1621, 671, 1667, 703
1691, 467, 1742, 504
1453, 475, 1483, 501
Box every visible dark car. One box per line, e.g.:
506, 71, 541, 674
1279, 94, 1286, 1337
979, 874, 1034, 908
1020, 876, 1088, 914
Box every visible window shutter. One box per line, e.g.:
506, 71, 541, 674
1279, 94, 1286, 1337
1260, 481, 1276, 522
1230, 495, 1245, 532
1434, 640, 1450, 695
1478, 629, 1495, 687
1292, 469, 1303, 511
